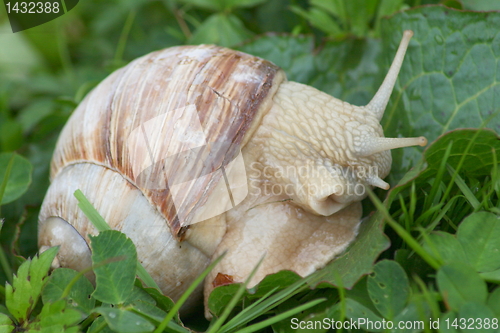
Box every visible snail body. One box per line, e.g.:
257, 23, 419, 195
39, 31, 426, 314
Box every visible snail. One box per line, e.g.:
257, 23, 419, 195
38, 30, 426, 315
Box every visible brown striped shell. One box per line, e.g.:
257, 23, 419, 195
44, 45, 285, 239
38, 45, 285, 303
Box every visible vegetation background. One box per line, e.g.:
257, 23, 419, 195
0, 0, 500, 332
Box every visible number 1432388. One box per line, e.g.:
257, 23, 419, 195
444, 317, 498, 330
5, 2, 60, 14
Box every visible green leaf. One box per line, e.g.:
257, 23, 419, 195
248, 270, 302, 299
295, 0, 380, 37
95, 307, 155, 333
309, 212, 390, 290
289, 6, 343, 36
239, 34, 382, 105
367, 260, 409, 319
311, 0, 346, 20
5, 247, 59, 323
208, 283, 241, 318
424, 231, 468, 265
0, 119, 23, 151
142, 288, 175, 314
0, 313, 14, 332
180, 0, 265, 11
344, 298, 384, 332
423, 130, 500, 178
126, 286, 155, 305
344, 0, 377, 37
487, 287, 500, 317
439, 311, 459, 333
388, 129, 500, 204
87, 316, 113, 333
479, 268, 500, 283
27, 299, 81, 332
392, 299, 430, 333
381, 7, 500, 177
376, 0, 405, 22
178, 0, 222, 11
90, 230, 137, 304
457, 211, 500, 273
41, 268, 95, 316
17, 98, 55, 133
204, 255, 262, 333
436, 263, 487, 312
345, 276, 376, 312
458, 302, 497, 332
75, 190, 160, 291
424, 212, 500, 275
189, 13, 252, 47
0, 152, 32, 205
462, 0, 500, 11
221, 0, 267, 10
130, 300, 167, 323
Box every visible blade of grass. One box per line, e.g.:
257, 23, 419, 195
60, 0, 67, 12
153, 253, 227, 333
217, 287, 279, 331
56, 19, 74, 81
440, 129, 484, 206
74, 189, 110, 232
79, 313, 99, 331
425, 140, 453, 211
414, 202, 442, 227
0, 219, 13, 285
113, 10, 136, 66
408, 181, 417, 226
74, 189, 160, 291
89, 318, 107, 333
424, 195, 459, 234
477, 177, 493, 208
442, 214, 458, 231
173, 7, 192, 39
481, 147, 499, 210
219, 273, 323, 332
413, 275, 440, 320
493, 148, 499, 198
135, 263, 161, 292
333, 270, 346, 326
207, 256, 265, 333
234, 298, 325, 333
398, 193, 410, 232
415, 226, 443, 264
366, 188, 441, 270
446, 164, 480, 210
160, 321, 190, 333
134, 305, 190, 333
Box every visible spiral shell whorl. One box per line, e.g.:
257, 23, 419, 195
49, 45, 285, 237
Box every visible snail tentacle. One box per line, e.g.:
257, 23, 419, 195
367, 30, 414, 120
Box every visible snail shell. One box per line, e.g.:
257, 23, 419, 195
38, 31, 426, 314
